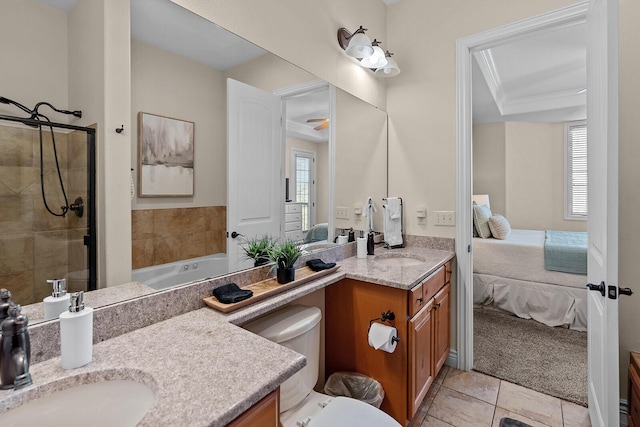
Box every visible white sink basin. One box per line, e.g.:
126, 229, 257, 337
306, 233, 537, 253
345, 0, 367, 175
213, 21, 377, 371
0, 380, 155, 427
374, 254, 426, 267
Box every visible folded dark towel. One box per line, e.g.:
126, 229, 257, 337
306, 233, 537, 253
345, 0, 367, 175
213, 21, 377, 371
212, 283, 253, 304
306, 259, 336, 272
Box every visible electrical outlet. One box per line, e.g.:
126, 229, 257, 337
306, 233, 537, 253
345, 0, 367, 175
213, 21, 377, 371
335, 206, 350, 220
434, 211, 455, 226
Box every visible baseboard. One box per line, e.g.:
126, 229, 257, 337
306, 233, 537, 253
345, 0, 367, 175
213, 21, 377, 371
621, 398, 629, 426
445, 350, 458, 368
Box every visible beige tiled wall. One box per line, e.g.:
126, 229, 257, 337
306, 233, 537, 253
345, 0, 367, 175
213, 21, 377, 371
131, 206, 226, 270
0, 125, 89, 305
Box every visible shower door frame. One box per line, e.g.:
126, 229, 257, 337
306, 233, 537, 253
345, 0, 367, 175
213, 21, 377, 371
0, 114, 97, 292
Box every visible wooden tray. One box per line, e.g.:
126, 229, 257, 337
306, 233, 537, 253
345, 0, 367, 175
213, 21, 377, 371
203, 265, 340, 313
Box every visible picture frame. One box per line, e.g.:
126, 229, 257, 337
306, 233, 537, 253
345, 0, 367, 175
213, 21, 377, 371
138, 112, 195, 197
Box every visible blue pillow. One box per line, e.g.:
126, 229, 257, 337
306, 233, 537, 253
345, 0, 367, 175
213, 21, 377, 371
473, 204, 493, 238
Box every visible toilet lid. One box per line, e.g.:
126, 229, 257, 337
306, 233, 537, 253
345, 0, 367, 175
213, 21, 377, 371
308, 397, 401, 427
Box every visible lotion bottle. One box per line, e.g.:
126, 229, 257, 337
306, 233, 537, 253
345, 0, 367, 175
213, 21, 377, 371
60, 291, 93, 369
43, 279, 70, 321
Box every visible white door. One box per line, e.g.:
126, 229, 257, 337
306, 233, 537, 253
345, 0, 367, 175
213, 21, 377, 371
290, 148, 316, 230
227, 79, 283, 272
586, 0, 620, 425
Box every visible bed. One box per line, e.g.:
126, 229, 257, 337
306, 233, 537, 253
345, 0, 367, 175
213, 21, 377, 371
473, 229, 587, 331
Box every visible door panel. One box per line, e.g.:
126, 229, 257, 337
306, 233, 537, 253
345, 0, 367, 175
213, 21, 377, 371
586, 0, 619, 425
227, 79, 282, 272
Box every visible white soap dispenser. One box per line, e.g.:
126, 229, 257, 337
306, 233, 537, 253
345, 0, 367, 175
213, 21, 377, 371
43, 279, 70, 321
59, 291, 93, 369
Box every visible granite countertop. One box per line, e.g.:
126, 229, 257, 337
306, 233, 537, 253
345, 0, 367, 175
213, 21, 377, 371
0, 246, 454, 426
220, 246, 455, 325
0, 309, 305, 427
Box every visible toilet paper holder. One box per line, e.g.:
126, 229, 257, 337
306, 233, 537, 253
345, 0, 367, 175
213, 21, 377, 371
368, 310, 400, 343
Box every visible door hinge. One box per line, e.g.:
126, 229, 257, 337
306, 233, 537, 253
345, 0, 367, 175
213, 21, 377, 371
467, 244, 471, 253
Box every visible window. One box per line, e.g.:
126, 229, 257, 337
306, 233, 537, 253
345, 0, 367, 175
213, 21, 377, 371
565, 120, 587, 220
290, 149, 315, 231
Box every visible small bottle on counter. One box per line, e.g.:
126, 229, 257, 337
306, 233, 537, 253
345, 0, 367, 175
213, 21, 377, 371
367, 231, 375, 255
43, 279, 70, 321
60, 291, 93, 369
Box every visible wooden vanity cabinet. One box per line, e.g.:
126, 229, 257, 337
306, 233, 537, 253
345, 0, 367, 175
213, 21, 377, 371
325, 261, 452, 425
629, 352, 640, 427
227, 387, 279, 427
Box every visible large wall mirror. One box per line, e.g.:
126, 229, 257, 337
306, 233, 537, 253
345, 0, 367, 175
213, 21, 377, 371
0, 0, 387, 325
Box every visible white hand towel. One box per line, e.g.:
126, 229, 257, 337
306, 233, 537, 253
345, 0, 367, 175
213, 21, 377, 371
384, 197, 403, 247
387, 197, 401, 219
363, 196, 377, 232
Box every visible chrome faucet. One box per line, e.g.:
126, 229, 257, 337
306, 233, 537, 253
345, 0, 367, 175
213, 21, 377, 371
0, 302, 32, 390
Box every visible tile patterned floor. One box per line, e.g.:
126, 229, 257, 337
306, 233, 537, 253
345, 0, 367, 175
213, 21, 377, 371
408, 367, 591, 427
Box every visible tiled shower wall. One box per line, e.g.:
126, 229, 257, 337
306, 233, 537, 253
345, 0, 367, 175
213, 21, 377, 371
0, 125, 89, 306
131, 207, 226, 269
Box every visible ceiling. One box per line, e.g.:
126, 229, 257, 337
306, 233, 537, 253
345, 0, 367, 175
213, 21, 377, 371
472, 22, 587, 124
36, 0, 329, 141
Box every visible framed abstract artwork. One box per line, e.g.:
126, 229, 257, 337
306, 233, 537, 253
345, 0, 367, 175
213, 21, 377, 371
138, 112, 194, 197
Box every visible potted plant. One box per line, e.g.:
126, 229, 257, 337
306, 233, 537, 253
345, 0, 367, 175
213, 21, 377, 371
242, 235, 276, 267
268, 240, 302, 284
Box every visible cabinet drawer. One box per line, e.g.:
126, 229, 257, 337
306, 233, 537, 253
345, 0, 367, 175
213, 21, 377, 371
285, 213, 302, 223
285, 230, 303, 241
285, 221, 302, 232
422, 266, 446, 304
409, 284, 425, 318
285, 203, 302, 213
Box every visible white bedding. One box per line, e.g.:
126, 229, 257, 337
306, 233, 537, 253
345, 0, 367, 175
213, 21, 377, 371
473, 229, 585, 288
473, 229, 587, 330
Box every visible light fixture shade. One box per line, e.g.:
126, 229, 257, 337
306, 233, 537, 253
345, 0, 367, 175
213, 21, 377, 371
374, 56, 400, 77
361, 45, 388, 68
345, 32, 374, 59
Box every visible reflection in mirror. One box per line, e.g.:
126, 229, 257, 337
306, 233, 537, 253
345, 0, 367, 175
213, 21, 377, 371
1, 0, 388, 324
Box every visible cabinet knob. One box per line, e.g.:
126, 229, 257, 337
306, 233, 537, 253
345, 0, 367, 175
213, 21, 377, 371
417, 297, 423, 303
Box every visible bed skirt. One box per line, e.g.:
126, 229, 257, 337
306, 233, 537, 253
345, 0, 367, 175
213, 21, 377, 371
473, 273, 587, 331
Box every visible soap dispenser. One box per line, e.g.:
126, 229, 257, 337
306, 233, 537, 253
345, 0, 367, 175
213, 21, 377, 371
59, 291, 93, 369
367, 231, 375, 255
43, 279, 70, 321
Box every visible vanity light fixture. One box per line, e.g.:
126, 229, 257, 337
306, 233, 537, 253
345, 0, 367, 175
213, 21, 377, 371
337, 26, 374, 59
337, 27, 400, 77
360, 40, 388, 69
374, 51, 401, 77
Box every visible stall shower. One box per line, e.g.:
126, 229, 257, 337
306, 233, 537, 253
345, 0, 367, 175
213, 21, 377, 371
0, 100, 96, 307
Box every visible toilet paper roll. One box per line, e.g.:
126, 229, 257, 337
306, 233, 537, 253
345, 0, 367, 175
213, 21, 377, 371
357, 237, 368, 259
337, 235, 349, 244
368, 322, 398, 354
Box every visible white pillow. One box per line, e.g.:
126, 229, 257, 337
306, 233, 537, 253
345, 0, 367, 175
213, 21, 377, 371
488, 214, 511, 240
473, 204, 492, 238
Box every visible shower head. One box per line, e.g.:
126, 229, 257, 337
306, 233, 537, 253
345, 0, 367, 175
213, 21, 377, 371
0, 96, 35, 117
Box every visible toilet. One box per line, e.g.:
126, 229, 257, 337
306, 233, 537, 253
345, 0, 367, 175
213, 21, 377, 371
243, 305, 401, 427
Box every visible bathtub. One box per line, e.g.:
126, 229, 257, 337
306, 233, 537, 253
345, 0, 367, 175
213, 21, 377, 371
132, 254, 228, 291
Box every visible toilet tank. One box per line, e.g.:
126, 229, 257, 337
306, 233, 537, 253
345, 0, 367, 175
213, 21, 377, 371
243, 305, 322, 412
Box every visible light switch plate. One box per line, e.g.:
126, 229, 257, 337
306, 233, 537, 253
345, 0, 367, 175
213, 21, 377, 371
335, 206, 350, 219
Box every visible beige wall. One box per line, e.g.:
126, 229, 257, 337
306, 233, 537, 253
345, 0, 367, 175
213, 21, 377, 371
618, 0, 640, 399
473, 123, 506, 216
0, 0, 69, 121
474, 122, 587, 232
285, 137, 329, 225
386, 0, 577, 239
505, 122, 586, 232
170, 0, 387, 110
130, 38, 227, 209
334, 90, 388, 232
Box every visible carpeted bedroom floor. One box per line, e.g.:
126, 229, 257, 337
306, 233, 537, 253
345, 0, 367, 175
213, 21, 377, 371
473, 307, 588, 406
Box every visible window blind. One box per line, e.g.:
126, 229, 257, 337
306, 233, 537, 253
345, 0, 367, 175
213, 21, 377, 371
567, 122, 587, 218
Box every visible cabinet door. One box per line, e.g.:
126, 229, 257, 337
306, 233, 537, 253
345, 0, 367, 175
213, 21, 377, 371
433, 283, 451, 375
408, 300, 434, 418
227, 388, 279, 427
